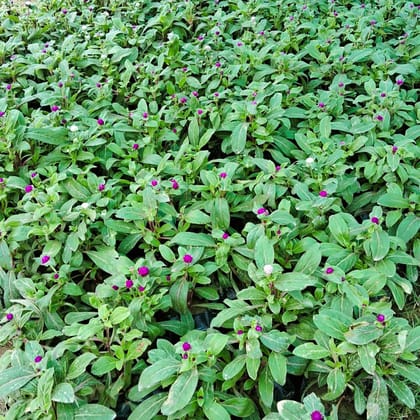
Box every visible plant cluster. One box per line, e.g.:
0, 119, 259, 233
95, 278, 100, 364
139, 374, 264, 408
0, 0, 419, 419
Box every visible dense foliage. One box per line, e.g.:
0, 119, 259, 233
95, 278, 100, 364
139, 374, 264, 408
0, 0, 419, 419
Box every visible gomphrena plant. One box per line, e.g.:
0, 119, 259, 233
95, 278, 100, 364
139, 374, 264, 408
0, 0, 419, 419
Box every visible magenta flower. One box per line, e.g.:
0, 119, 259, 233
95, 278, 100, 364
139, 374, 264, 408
51, 105, 60, 112
376, 115, 383, 121
275, 165, 281, 171
142, 112, 148, 119
237, 329, 244, 335
197, 35, 204, 41
182, 353, 188, 359
180, 97, 187, 104
182, 67, 188, 72
53, 273, 59, 279
214, 92, 219, 97
222, 232, 229, 240
318, 102, 325, 108
215, 61, 221, 68
257, 207, 268, 215
6, 313, 13, 321
371, 217, 379, 224
319, 190, 328, 198
183, 254, 193, 264
138, 285, 145, 292
197, 109, 203, 115
171, 179, 179, 190
98, 183, 105, 192
392, 145, 398, 154
259, 31, 265, 36
396, 79, 404, 86
41, 255, 50, 265
192, 91, 198, 97
31, 172, 37, 178
112, 285, 119, 290
311, 411, 324, 420
370, 19, 376, 25
132, 143, 139, 150
62, 9, 67, 14
58, 81, 63, 88
6, 84, 11, 90
138, 266, 149, 277
0, 111, 5, 117
220, 172, 227, 179
255, 325, 263, 332
97, 118, 104, 125
376, 314, 385, 323
325, 267, 334, 274
237, 41, 243, 46
25, 185, 33, 193
151, 179, 158, 187
182, 342, 192, 351
96, 82, 102, 88
338, 82, 344, 88
34, 355, 43, 363
125, 279, 134, 289
0, 178, 4, 183
380, 92, 386, 97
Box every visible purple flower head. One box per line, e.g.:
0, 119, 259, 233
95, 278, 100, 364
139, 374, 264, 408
192, 91, 198, 97
376, 115, 383, 121
96, 82, 102, 88
311, 411, 324, 420
41, 255, 50, 265
6, 313, 13, 321
112, 285, 119, 290
255, 325, 263, 332
237, 329, 244, 335
380, 92, 386, 97
237, 41, 243, 47
338, 82, 344, 88
318, 102, 325, 108
171, 179, 179, 190
319, 190, 328, 197
334, 11, 338, 16
142, 112, 148, 119
97, 118, 104, 125
215, 61, 221, 68
62, 9, 67, 14
392, 145, 398, 154
151, 179, 158, 187
25, 185, 33, 193
376, 314, 385, 323
275, 165, 281, 171
34, 355, 43, 363
31, 172, 37, 178
361, 3, 365, 8
51, 105, 60, 112
42, 49, 47, 54
132, 143, 139, 150
214, 92, 219, 97
259, 31, 265, 36
180, 97, 187, 104
0, 111, 5, 117
6, 84, 11, 91
58, 81, 64, 88
222, 232, 229, 240
182, 342, 192, 351
198, 35, 204, 41
220, 172, 227, 179
197, 109, 203, 115
182, 353, 188, 359
138, 285, 145, 292
325, 267, 334, 274
371, 216, 379, 225
138, 266, 149, 277
0, 178, 4, 183
370, 19, 376, 25
289, 15, 294, 21
183, 254, 193, 264
302, 5, 307, 10
215, 30, 220, 36
98, 183, 105, 192
54, 273, 59, 279
182, 67, 188, 72
396, 79, 404, 86
125, 279, 134, 289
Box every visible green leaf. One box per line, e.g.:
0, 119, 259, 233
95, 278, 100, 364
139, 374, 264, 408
320, 116, 331, 139
269, 210, 296, 226
354, 384, 366, 415
385, 377, 415, 409
203, 401, 231, 420
254, 235, 274, 268
0, 367, 36, 399
369, 230, 390, 261
64, 179, 90, 201
223, 355, 247, 380
328, 214, 350, 247
377, 193, 409, 209
293, 343, 330, 360
396, 214, 420, 242
138, 359, 181, 391
52, 383, 76, 403
184, 209, 211, 225
358, 343, 379, 374
74, 404, 116, 420
246, 356, 260, 380
258, 366, 274, 407
326, 368, 346, 399
366, 375, 388, 420
222, 397, 255, 417
67, 353, 97, 380
237, 287, 266, 301
260, 331, 290, 352
128, 393, 167, 420
274, 273, 318, 291
212, 198, 230, 230
91, 356, 117, 376
37, 368, 54, 412
0, 240, 12, 270
344, 324, 383, 345
161, 368, 199, 415
188, 117, 200, 147
405, 326, 420, 352
210, 305, 253, 328
170, 232, 215, 247
231, 122, 249, 154
115, 207, 144, 220
313, 310, 352, 340
294, 245, 322, 275
268, 352, 287, 385
394, 363, 420, 386
204, 333, 229, 356
27, 127, 68, 145
277, 400, 307, 420
169, 279, 189, 314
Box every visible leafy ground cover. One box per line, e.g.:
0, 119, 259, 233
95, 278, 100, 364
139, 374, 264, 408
0, 0, 419, 419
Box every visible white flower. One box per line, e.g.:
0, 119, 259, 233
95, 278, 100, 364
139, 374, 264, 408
167, 32, 175, 41
204, 45, 212, 51
305, 157, 315, 165
251, 16, 256, 23
263, 264, 273, 275
69, 125, 78, 132
81, 202, 89, 209
101, 54, 107, 59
